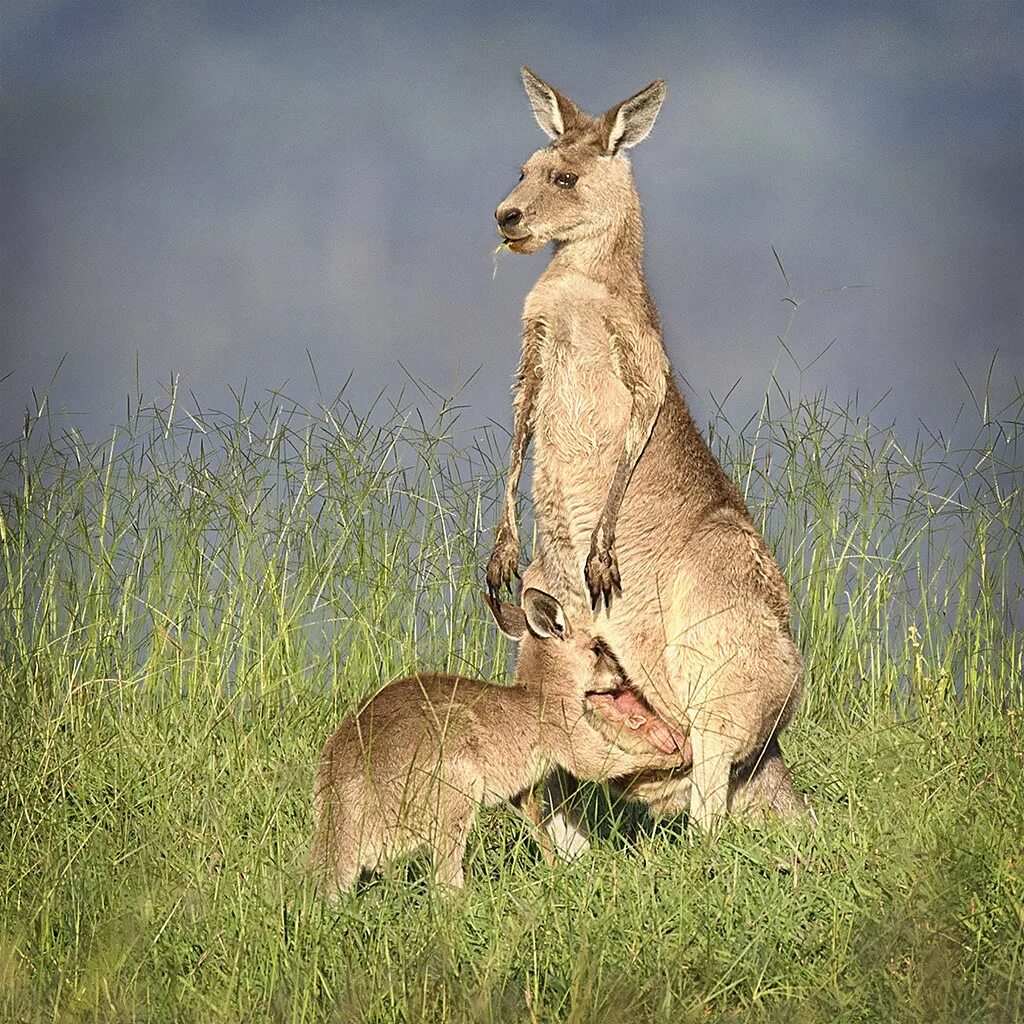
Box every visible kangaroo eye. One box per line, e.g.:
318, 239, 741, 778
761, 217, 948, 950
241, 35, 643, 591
518, 168, 525, 182
554, 172, 578, 189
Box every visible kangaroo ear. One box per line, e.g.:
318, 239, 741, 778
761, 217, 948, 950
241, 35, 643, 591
522, 588, 573, 640
521, 66, 588, 140
482, 592, 528, 640
599, 79, 666, 155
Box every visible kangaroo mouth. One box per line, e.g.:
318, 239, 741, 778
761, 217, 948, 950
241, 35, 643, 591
585, 683, 689, 757
500, 232, 533, 252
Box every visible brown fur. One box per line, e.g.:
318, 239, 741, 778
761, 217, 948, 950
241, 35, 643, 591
487, 68, 807, 830
309, 589, 688, 895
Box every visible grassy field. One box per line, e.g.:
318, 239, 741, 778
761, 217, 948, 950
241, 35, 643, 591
1, 377, 1022, 1023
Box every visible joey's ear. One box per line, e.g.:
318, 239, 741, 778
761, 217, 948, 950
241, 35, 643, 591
599, 79, 666, 155
521, 66, 588, 139
482, 591, 527, 640
522, 588, 572, 640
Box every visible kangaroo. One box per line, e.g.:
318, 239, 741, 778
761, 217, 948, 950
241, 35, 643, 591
310, 588, 690, 896
486, 68, 806, 831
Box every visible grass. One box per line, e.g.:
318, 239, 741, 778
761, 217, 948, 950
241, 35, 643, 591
1, 372, 1022, 1023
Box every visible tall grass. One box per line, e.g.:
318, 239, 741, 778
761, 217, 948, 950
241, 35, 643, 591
1, 373, 1021, 1023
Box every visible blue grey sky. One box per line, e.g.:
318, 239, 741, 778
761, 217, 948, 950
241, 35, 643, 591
2, 1, 1021, 442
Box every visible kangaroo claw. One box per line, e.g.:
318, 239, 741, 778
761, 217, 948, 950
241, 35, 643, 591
584, 542, 622, 613
486, 530, 520, 601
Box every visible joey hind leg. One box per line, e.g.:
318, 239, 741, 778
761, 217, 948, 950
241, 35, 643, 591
431, 818, 473, 888
433, 841, 467, 888
430, 789, 484, 888
514, 785, 559, 867
319, 854, 362, 900
309, 827, 366, 900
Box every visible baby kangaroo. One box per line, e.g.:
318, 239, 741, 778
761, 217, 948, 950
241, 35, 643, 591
310, 589, 687, 896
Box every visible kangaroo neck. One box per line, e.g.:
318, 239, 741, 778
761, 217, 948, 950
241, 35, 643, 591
549, 213, 646, 293
534, 694, 579, 761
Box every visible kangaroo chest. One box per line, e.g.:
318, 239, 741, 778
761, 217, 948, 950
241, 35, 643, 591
529, 299, 631, 475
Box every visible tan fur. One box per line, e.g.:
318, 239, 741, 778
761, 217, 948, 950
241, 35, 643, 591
487, 69, 807, 830
309, 590, 687, 896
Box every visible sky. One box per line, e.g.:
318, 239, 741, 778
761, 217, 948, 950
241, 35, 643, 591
2, 0, 1022, 443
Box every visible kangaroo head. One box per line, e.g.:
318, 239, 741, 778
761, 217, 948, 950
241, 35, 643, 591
494, 67, 666, 254
483, 587, 622, 695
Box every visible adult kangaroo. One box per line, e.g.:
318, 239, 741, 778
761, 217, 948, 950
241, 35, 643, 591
486, 68, 807, 829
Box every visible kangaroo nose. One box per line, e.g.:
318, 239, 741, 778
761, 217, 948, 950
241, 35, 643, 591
497, 208, 522, 229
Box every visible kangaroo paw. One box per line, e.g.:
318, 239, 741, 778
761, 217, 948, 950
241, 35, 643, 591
486, 530, 520, 601
584, 542, 622, 612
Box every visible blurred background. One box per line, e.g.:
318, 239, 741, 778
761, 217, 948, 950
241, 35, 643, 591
2, 0, 1021, 442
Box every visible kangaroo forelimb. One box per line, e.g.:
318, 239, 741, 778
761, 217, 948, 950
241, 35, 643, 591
585, 327, 667, 610
487, 322, 543, 599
